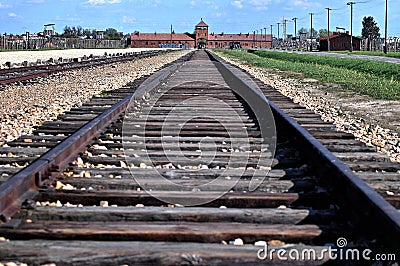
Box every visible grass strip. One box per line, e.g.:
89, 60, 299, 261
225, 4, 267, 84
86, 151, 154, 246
332, 51, 400, 59
249, 50, 400, 83
216, 49, 400, 100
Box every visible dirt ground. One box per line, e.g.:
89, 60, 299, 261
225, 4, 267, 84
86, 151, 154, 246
311, 84, 400, 132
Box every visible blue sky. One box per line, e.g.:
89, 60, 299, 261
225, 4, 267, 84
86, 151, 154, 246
0, 0, 398, 37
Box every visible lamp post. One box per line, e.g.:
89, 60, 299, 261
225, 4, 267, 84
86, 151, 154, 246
260, 28, 263, 48
309, 13, 314, 51
264, 27, 267, 48
347, 2, 355, 52
256, 29, 259, 48
326, 8, 332, 51
292, 18, 298, 40
277, 22, 280, 46
384, 0, 388, 54
270, 24, 274, 48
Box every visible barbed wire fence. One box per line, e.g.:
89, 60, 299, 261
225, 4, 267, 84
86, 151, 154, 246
0, 36, 127, 50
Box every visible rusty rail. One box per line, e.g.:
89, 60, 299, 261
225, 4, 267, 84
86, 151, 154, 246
209, 50, 400, 250
0, 56, 184, 220
0, 49, 399, 256
0, 50, 172, 85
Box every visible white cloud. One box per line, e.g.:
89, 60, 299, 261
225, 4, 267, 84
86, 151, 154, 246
232, 0, 277, 10
87, 0, 121, 5
290, 0, 320, 9
151, 0, 160, 7
122, 15, 135, 24
248, 0, 273, 10
27, 0, 45, 3
212, 12, 225, 18
206, 1, 219, 10
231, 0, 243, 9
8, 11, 22, 19
0, 2, 12, 8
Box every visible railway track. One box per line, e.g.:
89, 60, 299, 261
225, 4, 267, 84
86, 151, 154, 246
0, 50, 170, 85
0, 50, 399, 265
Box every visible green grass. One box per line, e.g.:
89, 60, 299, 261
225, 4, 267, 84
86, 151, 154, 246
332, 50, 400, 59
215, 49, 400, 100
250, 50, 400, 83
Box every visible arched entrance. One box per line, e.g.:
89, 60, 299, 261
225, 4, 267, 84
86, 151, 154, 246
198, 38, 206, 49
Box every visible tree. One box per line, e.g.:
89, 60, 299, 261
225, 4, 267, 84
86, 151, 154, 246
318, 29, 330, 39
298, 27, 318, 39
361, 16, 380, 51
63, 26, 72, 37
83, 29, 95, 39
310, 28, 318, 39
77, 26, 83, 37
104, 28, 122, 40
62, 25, 82, 38
298, 27, 308, 40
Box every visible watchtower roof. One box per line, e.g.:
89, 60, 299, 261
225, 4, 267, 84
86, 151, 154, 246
196, 19, 208, 28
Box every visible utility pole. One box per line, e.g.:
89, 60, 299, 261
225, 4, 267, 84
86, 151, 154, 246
277, 22, 280, 45
326, 8, 332, 51
292, 17, 298, 40
270, 24, 274, 48
264, 27, 267, 48
260, 28, 263, 48
384, 0, 388, 54
256, 29, 259, 48
309, 13, 314, 51
283, 18, 288, 41
347, 2, 355, 52
253, 30, 256, 48
170, 24, 173, 47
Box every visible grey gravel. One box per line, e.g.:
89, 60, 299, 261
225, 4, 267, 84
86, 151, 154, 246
218, 52, 400, 163
0, 50, 191, 145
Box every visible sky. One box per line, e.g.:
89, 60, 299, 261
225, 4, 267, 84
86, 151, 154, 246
0, 0, 398, 37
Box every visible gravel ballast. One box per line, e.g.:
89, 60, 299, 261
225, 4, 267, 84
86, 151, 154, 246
0, 50, 191, 145
217, 52, 400, 163
0, 48, 170, 67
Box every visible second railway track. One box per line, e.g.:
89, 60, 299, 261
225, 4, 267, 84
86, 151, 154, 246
0, 50, 399, 265
0, 50, 169, 86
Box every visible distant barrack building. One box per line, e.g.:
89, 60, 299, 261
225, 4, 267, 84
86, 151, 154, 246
131, 19, 272, 49
319, 31, 361, 51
